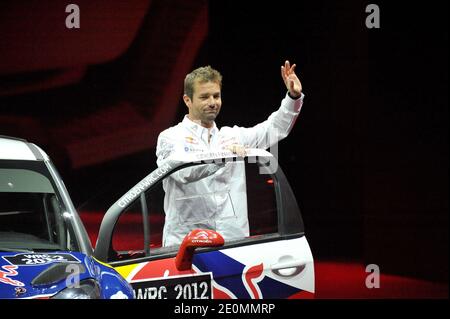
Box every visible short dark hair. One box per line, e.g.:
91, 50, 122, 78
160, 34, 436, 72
184, 66, 222, 99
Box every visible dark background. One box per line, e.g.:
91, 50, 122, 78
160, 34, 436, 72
1, 1, 448, 283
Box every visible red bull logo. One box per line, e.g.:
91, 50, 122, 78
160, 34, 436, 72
0, 265, 24, 287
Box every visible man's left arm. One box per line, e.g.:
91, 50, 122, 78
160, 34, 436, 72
235, 60, 304, 149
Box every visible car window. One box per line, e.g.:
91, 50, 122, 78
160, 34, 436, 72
112, 184, 166, 259
0, 164, 80, 252
246, 162, 278, 236
110, 160, 278, 261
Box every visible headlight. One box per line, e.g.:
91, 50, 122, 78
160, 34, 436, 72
52, 279, 101, 299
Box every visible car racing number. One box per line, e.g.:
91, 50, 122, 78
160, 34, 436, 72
132, 273, 212, 299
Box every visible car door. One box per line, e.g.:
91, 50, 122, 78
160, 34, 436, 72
94, 150, 314, 299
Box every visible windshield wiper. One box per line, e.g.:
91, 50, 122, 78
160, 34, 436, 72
0, 210, 33, 216
0, 247, 34, 253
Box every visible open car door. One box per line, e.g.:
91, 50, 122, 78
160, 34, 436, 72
94, 149, 314, 299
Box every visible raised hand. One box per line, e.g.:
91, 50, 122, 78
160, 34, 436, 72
281, 60, 302, 98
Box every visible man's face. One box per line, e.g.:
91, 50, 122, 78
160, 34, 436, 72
184, 80, 222, 127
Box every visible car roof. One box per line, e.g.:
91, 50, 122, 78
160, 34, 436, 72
0, 135, 48, 161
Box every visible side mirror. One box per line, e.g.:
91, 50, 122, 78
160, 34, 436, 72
175, 229, 224, 271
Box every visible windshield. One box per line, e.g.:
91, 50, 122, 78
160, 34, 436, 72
0, 161, 80, 252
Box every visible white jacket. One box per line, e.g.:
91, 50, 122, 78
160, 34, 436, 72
156, 93, 304, 246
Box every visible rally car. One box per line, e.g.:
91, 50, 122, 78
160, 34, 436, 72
94, 149, 315, 299
0, 135, 133, 299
